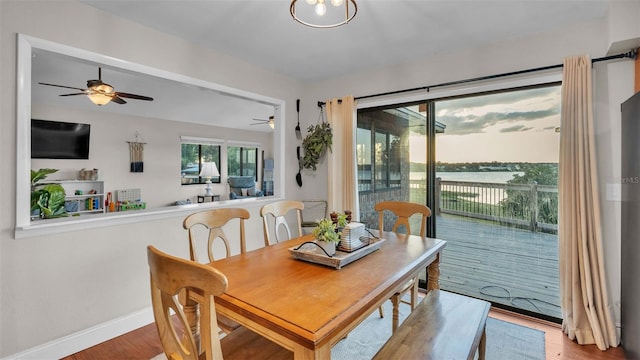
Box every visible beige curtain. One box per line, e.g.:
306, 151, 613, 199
559, 55, 618, 350
326, 96, 359, 219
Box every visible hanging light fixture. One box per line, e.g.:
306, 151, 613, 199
290, 0, 357, 28
87, 83, 114, 105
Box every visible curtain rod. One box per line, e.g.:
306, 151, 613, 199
317, 48, 638, 108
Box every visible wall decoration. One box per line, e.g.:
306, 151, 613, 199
127, 132, 146, 173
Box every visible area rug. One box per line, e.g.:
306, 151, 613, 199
151, 301, 545, 360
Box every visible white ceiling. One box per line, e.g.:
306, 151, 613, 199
31, 48, 277, 131
32, 1, 611, 130
81, 0, 610, 82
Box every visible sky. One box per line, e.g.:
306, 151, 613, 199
410, 85, 561, 164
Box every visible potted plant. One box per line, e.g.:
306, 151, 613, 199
31, 168, 68, 219
302, 122, 333, 171
312, 218, 340, 256
330, 211, 349, 230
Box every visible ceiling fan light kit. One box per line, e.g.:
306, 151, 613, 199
290, 0, 357, 28
39, 67, 153, 106
87, 83, 115, 105
251, 115, 275, 129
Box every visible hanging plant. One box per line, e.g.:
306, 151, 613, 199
302, 122, 333, 171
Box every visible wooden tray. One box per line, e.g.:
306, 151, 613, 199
288, 237, 385, 269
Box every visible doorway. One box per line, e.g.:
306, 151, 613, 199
357, 83, 562, 321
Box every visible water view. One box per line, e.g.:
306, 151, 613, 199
410, 171, 524, 184
436, 171, 524, 184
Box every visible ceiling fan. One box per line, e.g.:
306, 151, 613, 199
38, 67, 154, 106
251, 115, 275, 129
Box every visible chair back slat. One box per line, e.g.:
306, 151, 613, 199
183, 208, 250, 262
260, 201, 304, 246
374, 201, 431, 237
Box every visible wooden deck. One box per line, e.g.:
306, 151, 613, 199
422, 213, 561, 319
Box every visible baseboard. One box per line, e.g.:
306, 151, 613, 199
2, 307, 154, 360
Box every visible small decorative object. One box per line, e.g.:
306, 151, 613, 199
199, 162, 219, 196
175, 199, 193, 206
312, 218, 340, 256
127, 132, 146, 173
79, 168, 98, 180
289, 236, 385, 269
338, 222, 367, 252
344, 210, 352, 223
330, 211, 349, 230
301, 111, 332, 171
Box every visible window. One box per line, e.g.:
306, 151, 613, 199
181, 138, 221, 185
357, 113, 406, 192
227, 145, 258, 179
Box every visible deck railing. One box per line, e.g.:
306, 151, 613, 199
410, 179, 558, 233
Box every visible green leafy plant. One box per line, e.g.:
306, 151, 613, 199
302, 122, 333, 171
31, 168, 67, 219
330, 211, 349, 228
31, 168, 58, 186
312, 218, 340, 243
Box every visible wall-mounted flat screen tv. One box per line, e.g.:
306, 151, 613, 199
31, 119, 91, 159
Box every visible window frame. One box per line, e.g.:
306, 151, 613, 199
357, 117, 405, 193
227, 142, 260, 181
180, 136, 223, 186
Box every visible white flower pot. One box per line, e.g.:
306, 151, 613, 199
316, 240, 336, 256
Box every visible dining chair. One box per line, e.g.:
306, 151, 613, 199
147, 246, 292, 360
374, 200, 432, 332
183, 208, 250, 263
182, 208, 249, 334
300, 199, 328, 233
260, 200, 304, 246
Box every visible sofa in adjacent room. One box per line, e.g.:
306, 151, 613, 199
228, 176, 264, 199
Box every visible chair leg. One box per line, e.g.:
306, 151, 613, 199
378, 305, 385, 318
478, 328, 487, 360
391, 294, 400, 333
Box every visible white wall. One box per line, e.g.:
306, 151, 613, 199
0, 1, 304, 357
1, 0, 638, 358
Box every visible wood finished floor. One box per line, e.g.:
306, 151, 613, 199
62, 307, 626, 360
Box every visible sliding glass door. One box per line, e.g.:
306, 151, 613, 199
434, 85, 561, 320
357, 84, 561, 321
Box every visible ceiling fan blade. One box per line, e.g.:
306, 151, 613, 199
250, 122, 266, 125
110, 96, 127, 104
39, 82, 87, 91
59, 93, 87, 97
115, 92, 154, 101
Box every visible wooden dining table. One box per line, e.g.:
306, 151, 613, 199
196, 230, 446, 359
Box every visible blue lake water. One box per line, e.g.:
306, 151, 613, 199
410, 171, 524, 183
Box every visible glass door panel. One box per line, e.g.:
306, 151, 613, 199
356, 106, 428, 230
435, 85, 561, 320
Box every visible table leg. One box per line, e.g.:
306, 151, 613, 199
391, 294, 400, 333
426, 253, 441, 291
293, 342, 330, 360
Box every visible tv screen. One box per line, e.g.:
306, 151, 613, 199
31, 119, 91, 159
